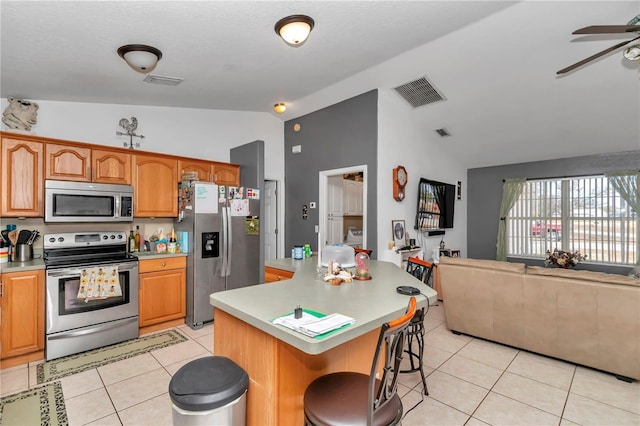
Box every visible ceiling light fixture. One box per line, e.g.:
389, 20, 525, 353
274, 15, 314, 47
117, 44, 163, 74
623, 44, 640, 61
274, 103, 287, 114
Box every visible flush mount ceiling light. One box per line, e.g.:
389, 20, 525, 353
274, 103, 287, 114
117, 44, 163, 74
274, 15, 314, 47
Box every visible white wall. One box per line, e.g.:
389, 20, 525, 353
1, 98, 284, 181
377, 90, 467, 260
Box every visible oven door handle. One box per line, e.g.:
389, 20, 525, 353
47, 317, 138, 340
46, 263, 138, 277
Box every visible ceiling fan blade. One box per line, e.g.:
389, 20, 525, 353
573, 25, 640, 34
557, 35, 640, 75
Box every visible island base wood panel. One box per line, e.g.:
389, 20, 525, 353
213, 309, 379, 426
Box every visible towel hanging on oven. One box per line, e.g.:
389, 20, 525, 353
77, 265, 122, 302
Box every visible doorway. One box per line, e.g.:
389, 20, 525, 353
319, 165, 367, 250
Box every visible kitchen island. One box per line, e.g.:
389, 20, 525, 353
210, 257, 437, 425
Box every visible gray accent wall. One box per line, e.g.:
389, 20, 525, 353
467, 150, 640, 274
284, 90, 378, 257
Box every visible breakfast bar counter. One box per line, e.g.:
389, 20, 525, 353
210, 258, 436, 425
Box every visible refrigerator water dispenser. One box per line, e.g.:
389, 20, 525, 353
202, 232, 219, 258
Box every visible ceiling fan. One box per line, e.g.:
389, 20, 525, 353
557, 15, 640, 74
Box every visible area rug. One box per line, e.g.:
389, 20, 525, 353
0, 381, 67, 426
37, 329, 188, 384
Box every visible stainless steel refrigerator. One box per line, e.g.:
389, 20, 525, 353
176, 182, 261, 329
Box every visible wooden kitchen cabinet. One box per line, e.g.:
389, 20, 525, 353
0, 270, 45, 366
132, 154, 178, 217
264, 266, 295, 283
212, 162, 240, 186
45, 143, 91, 181
178, 159, 214, 182
92, 149, 131, 184
138, 257, 186, 330
1, 136, 44, 217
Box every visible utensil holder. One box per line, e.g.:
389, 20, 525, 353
12, 244, 33, 262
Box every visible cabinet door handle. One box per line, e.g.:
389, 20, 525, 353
0, 280, 3, 297
161, 261, 166, 267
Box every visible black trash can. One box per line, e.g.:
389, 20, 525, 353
169, 356, 249, 425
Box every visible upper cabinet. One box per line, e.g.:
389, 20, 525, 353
45, 143, 91, 181
46, 143, 131, 185
133, 154, 178, 217
1, 136, 44, 217
178, 159, 214, 182
178, 160, 240, 186
212, 162, 240, 186
343, 179, 363, 215
92, 149, 131, 185
0, 132, 238, 219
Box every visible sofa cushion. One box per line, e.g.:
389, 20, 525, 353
439, 256, 526, 273
526, 266, 640, 287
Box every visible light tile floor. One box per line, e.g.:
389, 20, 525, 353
1, 303, 639, 425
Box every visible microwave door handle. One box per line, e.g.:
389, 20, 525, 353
114, 196, 120, 218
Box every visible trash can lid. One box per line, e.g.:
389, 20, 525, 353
169, 356, 249, 411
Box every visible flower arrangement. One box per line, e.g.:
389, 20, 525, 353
545, 248, 586, 269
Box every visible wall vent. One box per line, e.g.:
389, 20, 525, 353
143, 74, 184, 86
394, 76, 445, 108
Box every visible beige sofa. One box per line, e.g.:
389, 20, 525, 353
438, 257, 640, 381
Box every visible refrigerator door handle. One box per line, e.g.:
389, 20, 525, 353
226, 206, 232, 277
222, 206, 228, 277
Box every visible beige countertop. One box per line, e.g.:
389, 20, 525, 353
0, 252, 186, 273
211, 257, 437, 355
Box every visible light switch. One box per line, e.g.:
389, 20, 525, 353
309, 202, 316, 208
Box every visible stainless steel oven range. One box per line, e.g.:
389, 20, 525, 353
44, 232, 139, 360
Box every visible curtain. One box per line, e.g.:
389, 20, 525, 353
496, 178, 526, 261
605, 170, 639, 265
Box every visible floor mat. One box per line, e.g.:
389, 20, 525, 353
37, 329, 188, 383
0, 381, 67, 426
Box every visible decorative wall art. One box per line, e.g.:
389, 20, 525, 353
392, 220, 405, 249
2, 97, 39, 131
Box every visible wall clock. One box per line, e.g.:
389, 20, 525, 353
393, 166, 407, 201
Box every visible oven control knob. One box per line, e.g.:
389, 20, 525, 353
58, 237, 64, 242
117, 235, 123, 239
103, 235, 108, 240
49, 237, 55, 243
110, 235, 116, 239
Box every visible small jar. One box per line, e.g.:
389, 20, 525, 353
167, 242, 177, 254
293, 245, 304, 260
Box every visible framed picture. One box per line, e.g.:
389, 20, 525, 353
392, 220, 405, 248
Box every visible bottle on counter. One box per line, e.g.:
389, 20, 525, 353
129, 230, 136, 253
168, 229, 177, 254
134, 225, 141, 252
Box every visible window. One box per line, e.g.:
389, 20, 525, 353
507, 175, 637, 265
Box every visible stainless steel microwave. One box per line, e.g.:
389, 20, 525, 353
45, 180, 134, 223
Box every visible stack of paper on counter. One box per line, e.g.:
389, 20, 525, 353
273, 311, 355, 337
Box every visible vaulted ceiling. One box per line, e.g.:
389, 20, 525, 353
1, 1, 638, 168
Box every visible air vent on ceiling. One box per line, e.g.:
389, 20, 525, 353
394, 76, 445, 108
143, 74, 184, 86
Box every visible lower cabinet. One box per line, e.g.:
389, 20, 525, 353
0, 270, 45, 362
138, 257, 186, 329
264, 266, 294, 283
